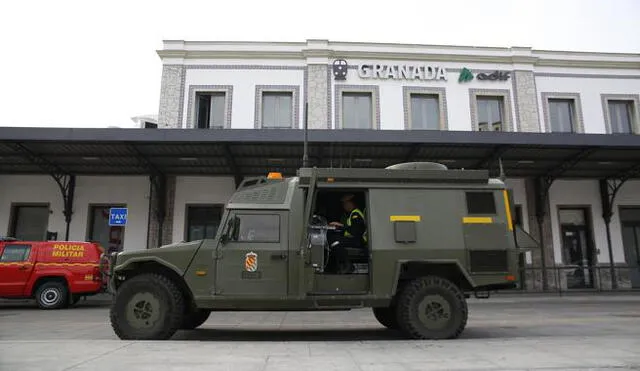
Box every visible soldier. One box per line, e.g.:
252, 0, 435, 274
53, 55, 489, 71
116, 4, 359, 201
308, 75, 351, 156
328, 194, 367, 273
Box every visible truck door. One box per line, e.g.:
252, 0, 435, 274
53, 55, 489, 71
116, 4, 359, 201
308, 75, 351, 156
0, 243, 35, 297
215, 210, 288, 297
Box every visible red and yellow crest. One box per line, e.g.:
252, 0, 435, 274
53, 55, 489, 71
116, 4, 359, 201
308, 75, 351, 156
244, 252, 258, 272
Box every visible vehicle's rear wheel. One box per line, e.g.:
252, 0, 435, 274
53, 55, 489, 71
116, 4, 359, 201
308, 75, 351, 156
372, 306, 399, 330
109, 273, 185, 340
35, 281, 69, 310
181, 309, 211, 330
395, 276, 468, 340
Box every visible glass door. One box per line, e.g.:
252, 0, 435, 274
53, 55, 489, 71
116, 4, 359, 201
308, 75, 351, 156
88, 205, 126, 254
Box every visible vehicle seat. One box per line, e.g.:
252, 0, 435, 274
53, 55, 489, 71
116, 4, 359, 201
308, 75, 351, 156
344, 245, 368, 263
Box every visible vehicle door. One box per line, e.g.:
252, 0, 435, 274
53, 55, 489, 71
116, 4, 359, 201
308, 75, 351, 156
215, 210, 288, 297
0, 243, 35, 297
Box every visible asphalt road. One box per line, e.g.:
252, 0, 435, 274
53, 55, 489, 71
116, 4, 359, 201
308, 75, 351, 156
1, 294, 639, 370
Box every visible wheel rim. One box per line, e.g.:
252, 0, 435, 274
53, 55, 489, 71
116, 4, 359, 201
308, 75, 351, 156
125, 292, 161, 329
40, 288, 60, 306
417, 294, 451, 330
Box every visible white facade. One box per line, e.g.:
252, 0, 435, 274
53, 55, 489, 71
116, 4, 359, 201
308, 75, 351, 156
2, 39, 639, 291
1, 175, 150, 253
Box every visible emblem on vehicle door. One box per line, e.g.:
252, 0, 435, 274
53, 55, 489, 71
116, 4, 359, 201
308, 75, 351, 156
244, 252, 258, 272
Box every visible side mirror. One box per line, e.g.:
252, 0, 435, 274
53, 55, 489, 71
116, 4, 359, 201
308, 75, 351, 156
220, 216, 240, 244
220, 218, 234, 244
231, 216, 240, 241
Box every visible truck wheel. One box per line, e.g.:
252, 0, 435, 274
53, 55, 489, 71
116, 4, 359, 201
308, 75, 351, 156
181, 309, 211, 330
35, 281, 69, 310
372, 306, 399, 330
109, 273, 185, 340
395, 276, 468, 340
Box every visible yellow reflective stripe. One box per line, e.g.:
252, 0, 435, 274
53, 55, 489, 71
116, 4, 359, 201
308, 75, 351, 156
0, 262, 98, 267
36, 262, 99, 267
345, 208, 367, 242
503, 190, 513, 231
390, 215, 421, 222
463, 217, 493, 224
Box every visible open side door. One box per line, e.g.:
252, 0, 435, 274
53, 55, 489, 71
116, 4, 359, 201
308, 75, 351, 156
514, 225, 540, 250
504, 188, 540, 251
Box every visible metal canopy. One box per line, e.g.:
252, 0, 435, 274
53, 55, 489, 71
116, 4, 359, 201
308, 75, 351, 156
1, 127, 640, 180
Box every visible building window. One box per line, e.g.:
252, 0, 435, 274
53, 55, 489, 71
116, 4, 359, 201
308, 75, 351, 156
334, 85, 380, 129
254, 85, 300, 129
342, 92, 373, 129
403, 87, 448, 130
608, 100, 633, 133
548, 98, 576, 132
185, 205, 223, 242
469, 89, 513, 131
410, 94, 439, 130
477, 96, 504, 131
601, 95, 640, 135
9, 204, 49, 241
187, 85, 233, 129
541, 92, 584, 133
235, 214, 280, 242
196, 92, 226, 129
262, 92, 293, 128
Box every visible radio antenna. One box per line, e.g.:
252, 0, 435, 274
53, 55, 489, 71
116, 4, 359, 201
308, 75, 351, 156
498, 157, 506, 181
302, 101, 309, 168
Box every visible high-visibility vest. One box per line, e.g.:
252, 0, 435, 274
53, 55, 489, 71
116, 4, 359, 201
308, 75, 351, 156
344, 208, 367, 243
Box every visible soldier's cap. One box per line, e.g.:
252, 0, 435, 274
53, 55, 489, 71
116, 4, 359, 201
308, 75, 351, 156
340, 194, 355, 202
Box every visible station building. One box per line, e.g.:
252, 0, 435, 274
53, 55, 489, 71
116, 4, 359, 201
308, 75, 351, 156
1, 39, 640, 292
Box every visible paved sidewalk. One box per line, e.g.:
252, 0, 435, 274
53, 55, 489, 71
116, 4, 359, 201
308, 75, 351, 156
1, 295, 639, 370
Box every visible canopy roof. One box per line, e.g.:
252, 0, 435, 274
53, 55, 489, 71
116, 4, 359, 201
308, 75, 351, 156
1, 127, 639, 181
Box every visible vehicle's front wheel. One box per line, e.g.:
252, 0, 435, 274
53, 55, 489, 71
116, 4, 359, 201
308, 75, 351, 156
35, 281, 69, 310
109, 273, 185, 340
395, 276, 468, 340
181, 309, 211, 330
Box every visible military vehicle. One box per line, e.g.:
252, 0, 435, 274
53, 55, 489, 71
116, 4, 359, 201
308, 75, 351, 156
107, 162, 538, 341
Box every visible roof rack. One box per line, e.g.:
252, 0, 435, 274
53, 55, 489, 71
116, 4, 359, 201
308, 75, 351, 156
297, 165, 489, 185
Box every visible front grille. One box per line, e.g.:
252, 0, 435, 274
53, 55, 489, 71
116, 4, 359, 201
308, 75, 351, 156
469, 250, 508, 272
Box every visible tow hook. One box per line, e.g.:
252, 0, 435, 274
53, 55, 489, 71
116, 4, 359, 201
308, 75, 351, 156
474, 290, 491, 299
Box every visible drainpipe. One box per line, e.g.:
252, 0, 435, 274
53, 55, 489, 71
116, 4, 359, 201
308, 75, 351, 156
599, 179, 618, 289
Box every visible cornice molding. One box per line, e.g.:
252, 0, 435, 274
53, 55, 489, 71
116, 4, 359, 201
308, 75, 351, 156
157, 40, 640, 70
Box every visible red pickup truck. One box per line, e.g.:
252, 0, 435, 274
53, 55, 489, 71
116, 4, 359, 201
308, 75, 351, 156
0, 238, 109, 309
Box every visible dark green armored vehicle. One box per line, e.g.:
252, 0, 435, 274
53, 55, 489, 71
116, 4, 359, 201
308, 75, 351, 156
107, 162, 537, 340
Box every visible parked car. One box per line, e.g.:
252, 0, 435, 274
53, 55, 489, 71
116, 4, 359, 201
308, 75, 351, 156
0, 240, 110, 309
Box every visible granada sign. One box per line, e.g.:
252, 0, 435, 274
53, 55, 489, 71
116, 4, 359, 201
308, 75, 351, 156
357, 63, 448, 81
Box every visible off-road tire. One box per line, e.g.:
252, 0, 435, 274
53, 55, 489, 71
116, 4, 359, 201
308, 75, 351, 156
35, 281, 69, 310
372, 306, 399, 330
181, 309, 211, 330
395, 276, 468, 340
109, 273, 185, 340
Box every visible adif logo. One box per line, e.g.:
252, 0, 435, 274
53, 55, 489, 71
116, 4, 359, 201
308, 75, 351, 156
459, 67, 511, 83
459, 68, 474, 83
333, 59, 348, 80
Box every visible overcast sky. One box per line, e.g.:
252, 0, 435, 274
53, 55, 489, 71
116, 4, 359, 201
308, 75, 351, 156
0, 0, 638, 129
